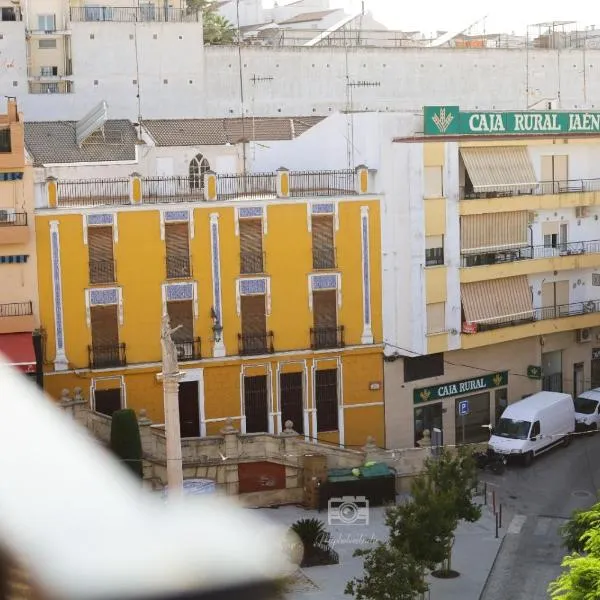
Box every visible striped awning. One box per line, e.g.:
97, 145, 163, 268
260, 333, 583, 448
460, 146, 537, 192
460, 211, 529, 253
461, 276, 534, 325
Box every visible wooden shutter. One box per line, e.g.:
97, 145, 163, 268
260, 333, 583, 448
88, 226, 114, 262
312, 215, 334, 250
167, 300, 194, 342
241, 295, 266, 336
313, 290, 337, 329
554, 155, 568, 183
555, 280, 570, 307
90, 305, 119, 348
315, 369, 338, 432
165, 222, 190, 257
239, 219, 263, 254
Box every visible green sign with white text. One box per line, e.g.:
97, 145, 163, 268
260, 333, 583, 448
424, 105, 600, 136
413, 371, 508, 404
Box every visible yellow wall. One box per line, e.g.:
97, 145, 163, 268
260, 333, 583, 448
424, 198, 446, 235
35, 195, 384, 446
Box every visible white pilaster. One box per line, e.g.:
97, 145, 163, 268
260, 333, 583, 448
360, 206, 374, 344
50, 221, 68, 371
210, 212, 226, 358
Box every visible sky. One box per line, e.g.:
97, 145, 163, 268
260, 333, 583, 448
266, 0, 597, 37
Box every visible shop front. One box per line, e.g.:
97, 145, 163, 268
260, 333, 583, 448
592, 348, 600, 390
413, 371, 509, 448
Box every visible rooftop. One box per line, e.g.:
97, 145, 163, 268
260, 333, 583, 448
142, 116, 325, 146
24, 120, 139, 166
278, 9, 339, 25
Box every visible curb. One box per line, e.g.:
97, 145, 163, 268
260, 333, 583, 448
478, 534, 507, 600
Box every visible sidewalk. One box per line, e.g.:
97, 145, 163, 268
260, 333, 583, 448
257, 493, 505, 600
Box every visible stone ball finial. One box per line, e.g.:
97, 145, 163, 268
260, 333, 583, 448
73, 387, 83, 401
284, 420, 294, 431
220, 417, 238, 434
281, 420, 298, 435
60, 388, 70, 401
418, 429, 432, 448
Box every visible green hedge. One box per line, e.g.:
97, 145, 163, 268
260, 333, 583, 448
110, 409, 143, 480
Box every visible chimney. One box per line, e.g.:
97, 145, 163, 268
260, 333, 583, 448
6, 97, 18, 123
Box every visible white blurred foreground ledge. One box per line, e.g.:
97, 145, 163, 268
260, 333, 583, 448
0, 361, 296, 600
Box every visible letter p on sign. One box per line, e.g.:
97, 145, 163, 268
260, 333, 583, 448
458, 400, 470, 416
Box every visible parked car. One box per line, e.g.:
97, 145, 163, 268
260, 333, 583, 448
488, 391, 575, 466
574, 388, 600, 431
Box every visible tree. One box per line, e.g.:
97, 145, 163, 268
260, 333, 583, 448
290, 518, 338, 567
345, 542, 428, 600
186, 0, 237, 45
549, 503, 600, 598
110, 409, 143, 480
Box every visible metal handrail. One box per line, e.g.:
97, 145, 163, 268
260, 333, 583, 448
460, 177, 600, 200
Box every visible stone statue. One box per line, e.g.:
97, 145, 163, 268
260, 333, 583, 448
160, 314, 182, 376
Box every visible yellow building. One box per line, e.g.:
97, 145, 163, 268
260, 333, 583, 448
34, 159, 384, 447
0, 99, 41, 382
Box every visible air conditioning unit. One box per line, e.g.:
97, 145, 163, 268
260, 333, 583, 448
576, 206, 589, 219
0, 208, 15, 223
577, 328, 592, 343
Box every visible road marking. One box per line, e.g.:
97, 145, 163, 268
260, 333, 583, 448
507, 514, 527, 535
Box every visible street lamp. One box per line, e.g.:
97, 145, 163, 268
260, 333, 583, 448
211, 307, 223, 343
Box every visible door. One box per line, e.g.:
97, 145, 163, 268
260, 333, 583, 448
555, 280, 570, 315
94, 388, 121, 417
244, 375, 269, 433
574, 362, 585, 398
542, 350, 563, 392
178, 381, 200, 437
280, 372, 304, 434
414, 402, 443, 447
529, 419, 543, 454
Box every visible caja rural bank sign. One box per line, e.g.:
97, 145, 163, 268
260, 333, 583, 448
413, 371, 508, 404
424, 105, 600, 136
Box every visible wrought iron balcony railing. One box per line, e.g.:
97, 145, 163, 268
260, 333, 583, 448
461, 240, 600, 267
57, 178, 129, 207
89, 259, 116, 285
310, 326, 345, 349
0, 301, 32, 318
174, 338, 201, 362
166, 255, 192, 279
69, 6, 201, 22
460, 178, 600, 200
88, 343, 127, 369
0, 212, 27, 227
240, 250, 265, 274
238, 332, 274, 356
462, 300, 600, 334
312, 247, 336, 270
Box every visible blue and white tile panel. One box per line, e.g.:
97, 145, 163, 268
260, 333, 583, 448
50, 221, 68, 370
360, 206, 373, 344
164, 210, 190, 222
162, 282, 198, 318
83, 213, 117, 245
236, 277, 271, 315
235, 206, 267, 236
311, 203, 335, 215
308, 273, 341, 311
307, 201, 339, 232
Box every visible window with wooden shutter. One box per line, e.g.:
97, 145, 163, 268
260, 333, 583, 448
90, 305, 121, 368
240, 295, 267, 354
165, 222, 191, 279
280, 372, 304, 435
167, 299, 195, 360
312, 215, 335, 269
312, 290, 339, 348
315, 369, 338, 432
239, 219, 264, 274
244, 375, 269, 433
88, 226, 115, 284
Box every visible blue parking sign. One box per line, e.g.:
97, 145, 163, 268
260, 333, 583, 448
458, 400, 470, 416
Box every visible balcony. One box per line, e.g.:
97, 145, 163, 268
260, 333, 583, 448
0, 128, 11, 153
310, 326, 345, 349
0, 212, 28, 245
240, 250, 265, 274
88, 343, 127, 369
89, 259, 116, 285
46, 168, 368, 209
238, 332, 274, 356
459, 178, 600, 215
166, 255, 192, 280
0, 301, 34, 334
28, 81, 74, 95
312, 247, 336, 270
69, 6, 201, 23
460, 240, 600, 283
461, 300, 600, 350
175, 338, 201, 362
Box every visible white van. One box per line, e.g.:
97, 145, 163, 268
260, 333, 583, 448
574, 388, 600, 431
489, 391, 575, 466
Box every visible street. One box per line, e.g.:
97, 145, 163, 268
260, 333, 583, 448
480, 432, 600, 600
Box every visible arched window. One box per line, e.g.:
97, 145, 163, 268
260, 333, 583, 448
189, 154, 210, 190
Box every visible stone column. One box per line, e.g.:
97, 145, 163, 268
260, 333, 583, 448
220, 418, 240, 496
157, 372, 185, 496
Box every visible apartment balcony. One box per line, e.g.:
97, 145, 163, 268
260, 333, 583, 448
460, 240, 600, 283
238, 332, 274, 356
0, 7, 22, 21
459, 179, 600, 215
89, 259, 116, 285
0, 301, 34, 334
240, 250, 265, 275
312, 247, 337, 270
45, 167, 369, 209
69, 6, 201, 23
0, 212, 28, 245
310, 326, 345, 349
174, 338, 201, 362
88, 343, 127, 369
0, 128, 11, 153
461, 300, 600, 350
28, 81, 74, 95
166, 255, 192, 280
